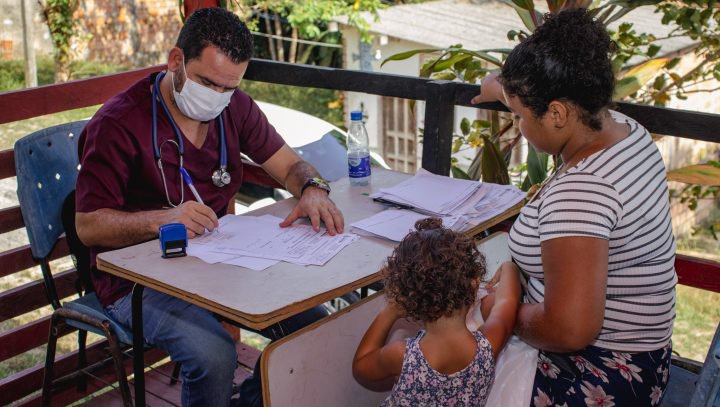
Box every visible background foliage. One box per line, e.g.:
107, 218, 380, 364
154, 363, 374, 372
38, 0, 80, 82
385, 0, 720, 237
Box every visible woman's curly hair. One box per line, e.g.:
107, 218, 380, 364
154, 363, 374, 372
383, 218, 486, 322
500, 8, 616, 130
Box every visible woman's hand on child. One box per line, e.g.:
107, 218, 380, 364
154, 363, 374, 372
471, 71, 504, 105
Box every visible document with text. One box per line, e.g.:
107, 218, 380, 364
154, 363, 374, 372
187, 214, 358, 270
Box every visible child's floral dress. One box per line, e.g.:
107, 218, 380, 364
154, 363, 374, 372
381, 330, 495, 406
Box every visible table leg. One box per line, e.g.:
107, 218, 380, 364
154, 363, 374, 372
132, 284, 145, 407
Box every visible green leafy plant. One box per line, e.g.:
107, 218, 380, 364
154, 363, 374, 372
220, 0, 386, 65
384, 1, 720, 215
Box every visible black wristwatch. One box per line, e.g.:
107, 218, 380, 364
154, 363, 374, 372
301, 177, 331, 196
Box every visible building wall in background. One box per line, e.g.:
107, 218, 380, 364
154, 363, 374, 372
0, 0, 181, 67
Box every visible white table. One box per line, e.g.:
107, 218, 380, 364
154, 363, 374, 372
96, 169, 521, 405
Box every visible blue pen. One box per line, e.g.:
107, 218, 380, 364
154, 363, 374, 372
179, 167, 204, 205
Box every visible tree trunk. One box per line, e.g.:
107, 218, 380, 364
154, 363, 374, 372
55, 59, 71, 82
273, 13, 285, 62
289, 27, 298, 64
264, 12, 277, 61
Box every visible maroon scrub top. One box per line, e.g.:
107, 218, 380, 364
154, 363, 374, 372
76, 72, 285, 307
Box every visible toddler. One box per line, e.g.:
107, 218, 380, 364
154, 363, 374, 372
353, 218, 521, 406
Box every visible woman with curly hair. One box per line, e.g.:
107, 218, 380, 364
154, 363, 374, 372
473, 8, 676, 406
352, 218, 521, 406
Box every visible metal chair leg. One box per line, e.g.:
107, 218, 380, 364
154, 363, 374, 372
170, 362, 182, 385
132, 284, 146, 407
41, 314, 60, 407
77, 329, 88, 392
101, 320, 133, 407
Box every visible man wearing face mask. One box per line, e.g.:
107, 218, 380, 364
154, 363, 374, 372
75, 8, 343, 407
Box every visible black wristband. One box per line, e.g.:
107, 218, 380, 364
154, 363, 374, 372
301, 177, 331, 196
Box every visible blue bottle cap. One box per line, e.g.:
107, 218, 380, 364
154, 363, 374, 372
350, 111, 363, 121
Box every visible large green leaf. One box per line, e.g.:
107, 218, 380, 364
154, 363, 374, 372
613, 58, 668, 100
526, 145, 549, 185
499, 0, 541, 31
667, 164, 720, 186
546, 0, 567, 14
451, 166, 472, 180
459, 49, 504, 68
381, 48, 442, 67
480, 135, 511, 185
604, 7, 634, 26
433, 54, 472, 72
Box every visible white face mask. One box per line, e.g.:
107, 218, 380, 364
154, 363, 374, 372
172, 58, 233, 122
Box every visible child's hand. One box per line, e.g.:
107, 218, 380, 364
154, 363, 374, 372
496, 261, 522, 302
478, 261, 523, 359
382, 301, 403, 321
487, 261, 525, 294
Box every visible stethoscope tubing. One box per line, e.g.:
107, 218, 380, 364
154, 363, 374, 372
151, 71, 229, 206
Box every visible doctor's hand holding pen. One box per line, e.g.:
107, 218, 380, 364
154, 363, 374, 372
156, 168, 219, 238
160, 201, 219, 239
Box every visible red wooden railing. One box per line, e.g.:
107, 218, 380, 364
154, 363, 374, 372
1, 62, 718, 406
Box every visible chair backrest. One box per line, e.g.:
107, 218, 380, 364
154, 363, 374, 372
294, 132, 347, 182
62, 190, 93, 293
14, 121, 88, 259
690, 321, 720, 407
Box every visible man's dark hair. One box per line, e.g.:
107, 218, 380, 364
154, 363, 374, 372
500, 8, 616, 130
176, 8, 253, 64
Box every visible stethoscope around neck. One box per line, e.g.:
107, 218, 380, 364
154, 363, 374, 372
152, 71, 231, 207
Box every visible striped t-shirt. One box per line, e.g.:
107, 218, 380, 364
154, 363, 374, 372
509, 111, 677, 352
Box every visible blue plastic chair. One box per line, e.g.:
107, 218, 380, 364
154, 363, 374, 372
689, 321, 720, 407
295, 132, 348, 182
14, 121, 134, 406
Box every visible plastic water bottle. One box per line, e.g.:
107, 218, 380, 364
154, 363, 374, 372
347, 111, 371, 186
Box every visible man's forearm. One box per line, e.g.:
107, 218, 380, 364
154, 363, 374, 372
284, 161, 320, 197
76, 208, 169, 249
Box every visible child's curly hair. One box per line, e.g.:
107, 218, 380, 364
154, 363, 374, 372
383, 217, 486, 322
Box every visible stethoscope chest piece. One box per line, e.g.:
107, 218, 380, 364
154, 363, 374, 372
212, 168, 231, 187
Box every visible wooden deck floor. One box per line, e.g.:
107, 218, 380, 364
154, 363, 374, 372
82, 343, 261, 406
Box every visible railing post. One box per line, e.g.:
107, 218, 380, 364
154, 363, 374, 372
422, 80, 456, 175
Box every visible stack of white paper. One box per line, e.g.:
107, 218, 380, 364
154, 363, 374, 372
355, 170, 525, 242
351, 209, 463, 242
371, 169, 481, 216
187, 214, 358, 270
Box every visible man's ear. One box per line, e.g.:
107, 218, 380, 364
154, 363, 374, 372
548, 100, 569, 128
167, 47, 184, 73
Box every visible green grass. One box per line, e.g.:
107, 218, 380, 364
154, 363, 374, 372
674, 233, 720, 361
0, 106, 101, 150
674, 285, 720, 361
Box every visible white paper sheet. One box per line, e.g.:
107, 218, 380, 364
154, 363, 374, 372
371, 169, 481, 215
187, 214, 358, 268
350, 209, 462, 242
361, 170, 525, 240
